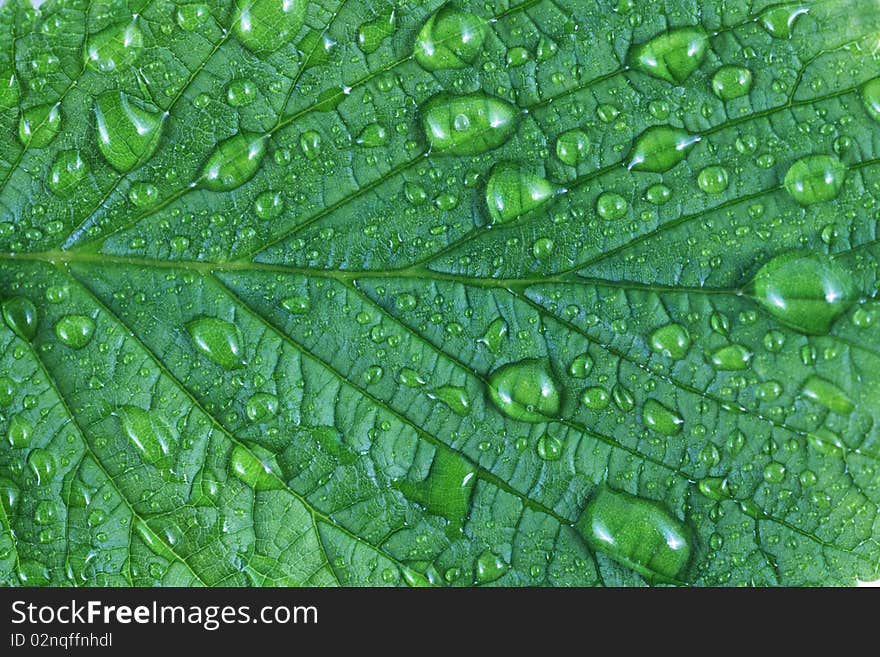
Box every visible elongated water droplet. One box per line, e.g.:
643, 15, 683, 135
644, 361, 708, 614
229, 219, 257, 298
28, 448, 55, 485
18, 103, 61, 147
642, 398, 683, 435
428, 385, 470, 416
2, 297, 38, 340
117, 405, 176, 465
612, 384, 635, 412
398, 367, 426, 388
48, 150, 89, 195
421, 93, 518, 156
806, 428, 844, 455
245, 392, 278, 422
649, 323, 690, 359
627, 126, 699, 173
200, 132, 267, 191
414, 7, 486, 71
229, 444, 283, 490
698, 477, 729, 501
629, 27, 708, 84
474, 550, 508, 584
85, 19, 144, 72
555, 129, 590, 166
395, 447, 475, 528
576, 487, 691, 581
0, 71, 19, 111
568, 353, 593, 378
54, 315, 95, 349
95, 92, 164, 172
863, 79, 880, 122
7, 414, 32, 448
800, 376, 853, 414
478, 317, 508, 353
357, 6, 395, 54
485, 162, 560, 224
709, 344, 751, 371
750, 252, 855, 335
487, 359, 561, 423
759, 4, 809, 38
712, 65, 752, 100
783, 155, 846, 205
232, 0, 307, 53
186, 316, 244, 369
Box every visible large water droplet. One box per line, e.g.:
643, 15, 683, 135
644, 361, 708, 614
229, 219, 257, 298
555, 129, 590, 166
357, 6, 395, 54
229, 444, 283, 490
232, 0, 307, 53
186, 316, 245, 369
95, 91, 164, 172
487, 358, 561, 423
709, 344, 751, 371
48, 150, 89, 195
649, 323, 690, 359
226, 79, 257, 107
54, 315, 95, 349
246, 393, 279, 421
200, 132, 267, 191
697, 165, 729, 194
750, 252, 855, 335
629, 27, 708, 84
863, 78, 880, 122
642, 398, 683, 435
28, 448, 55, 485
474, 550, 508, 584
711, 65, 752, 100
576, 487, 691, 581
414, 6, 486, 71
85, 19, 144, 72
7, 414, 32, 448
536, 433, 563, 461
783, 155, 846, 205
627, 126, 699, 173
485, 162, 560, 224
421, 93, 518, 156
355, 122, 388, 148
759, 4, 809, 39
18, 103, 61, 147
596, 192, 627, 220
117, 405, 177, 465
2, 297, 38, 340
800, 376, 853, 414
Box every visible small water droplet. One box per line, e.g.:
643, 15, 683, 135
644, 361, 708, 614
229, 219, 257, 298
649, 323, 690, 359
644, 183, 672, 205
555, 129, 590, 166
759, 4, 809, 39
711, 65, 753, 100
356, 122, 388, 148
474, 550, 508, 584
245, 393, 279, 422
229, 444, 283, 490
428, 385, 470, 416
18, 103, 61, 147
478, 318, 508, 353
697, 165, 729, 194
398, 367, 426, 388
596, 192, 627, 220
627, 126, 699, 173
709, 344, 751, 371
48, 150, 89, 195
117, 405, 177, 465
254, 190, 284, 219
357, 6, 396, 54
763, 462, 786, 483
7, 414, 32, 448
28, 448, 55, 485
281, 295, 310, 313
226, 79, 257, 107
536, 433, 563, 460
862, 78, 880, 122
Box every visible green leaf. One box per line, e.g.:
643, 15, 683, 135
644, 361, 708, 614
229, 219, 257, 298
1, 0, 879, 587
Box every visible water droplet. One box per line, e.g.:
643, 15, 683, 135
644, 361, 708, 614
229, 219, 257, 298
414, 7, 486, 71
474, 550, 508, 584
200, 132, 267, 191
478, 317, 508, 353
531, 237, 554, 259
428, 385, 470, 416
85, 18, 144, 72
756, 380, 783, 400
2, 296, 38, 340
711, 65, 753, 100
176, 3, 211, 30
28, 448, 55, 485
506, 46, 530, 67
698, 477, 729, 501
800, 376, 853, 414
18, 103, 61, 147
596, 192, 628, 220
357, 6, 395, 54
555, 129, 590, 166
629, 27, 708, 84
709, 344, 751, 371
536, 433, 563, 460
763, 462, 786, 483
356, 122, 388, 148
862, 78, 880, 122
642, 398, 683, 435
581, 386, 609, 410
487, 359, 561, 423
750, 252, 855, 335
129, 182, 159, 208
398, 367, 426, 388
116, 405, 177, 465
95, 91, 164, 172
649, 323, 690, 359
627, 126, 700, 173
0, 377, 14, 407
186, 316, 245, 369
226, 79, 257, 107
7, 414, 32, 448
485, 162, 560, 224
612, 384, 635, 412
281, 295, 310, 313
697, 165, 729, 194
54, 314, 95, 349
395, 448, 475, 528
644, 183, 671, 205
232, 0, 307, 53
18, 561, 50, 586
759, 4, 809, 39
568, 353, 593, 378
314, 86, 347, 112
806, 428, 843, 455
421, 93, 518, 155
253, 190, 284, 220
229, 444, 283, 490
0, 71, 19, 111
576, 487, 691, 581
783, 155, 846, 205
47, 150, 88, 195
245, 393, 279, 422
536, 35, 557, 61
